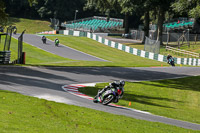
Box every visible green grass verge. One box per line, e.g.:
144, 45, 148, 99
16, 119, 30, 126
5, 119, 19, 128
0, 90, 198, 132
45, 35, 169, 67
7, 17, 53, 34
79, 76, 200, 124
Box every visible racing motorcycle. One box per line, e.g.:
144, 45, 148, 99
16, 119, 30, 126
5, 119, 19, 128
55, 39, 59, 47
168, 57, 175, 67
93, 86, 123, 105
42, 38, 46, 44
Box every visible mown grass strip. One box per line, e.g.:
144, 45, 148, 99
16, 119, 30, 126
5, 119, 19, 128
0, 90, 198, 132
79, 76, 200, 124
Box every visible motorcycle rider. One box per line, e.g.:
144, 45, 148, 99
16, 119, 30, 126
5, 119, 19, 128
97, 80, 125, 102
42, 36, 47, 44
55, 38, 59, 46
167, 54, 172, 64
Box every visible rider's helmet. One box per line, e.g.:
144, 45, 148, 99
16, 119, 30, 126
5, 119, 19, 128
168, 54, 172, 57
119, 80, 125, 87
111, 81, 117, 86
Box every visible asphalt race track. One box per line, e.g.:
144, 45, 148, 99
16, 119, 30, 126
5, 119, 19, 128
12, 34, 107, 61
1, 34, 200, 130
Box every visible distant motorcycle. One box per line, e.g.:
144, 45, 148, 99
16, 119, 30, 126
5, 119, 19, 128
42, 38, 46, 44
55, 39, 59, 47
42, 36, 46, 44
168, 57, 175, 67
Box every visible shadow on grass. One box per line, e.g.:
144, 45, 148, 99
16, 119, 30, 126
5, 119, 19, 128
79, 86, 177, 109
134, 76, 200, 92
125, 43, 143, 46
123, 93, 180, 109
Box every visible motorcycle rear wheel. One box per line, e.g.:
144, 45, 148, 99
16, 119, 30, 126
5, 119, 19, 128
93, 96, 98, 103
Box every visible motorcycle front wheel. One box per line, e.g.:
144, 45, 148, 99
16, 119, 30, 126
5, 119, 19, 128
171, 62, 175, 67
102, 94, 114, 105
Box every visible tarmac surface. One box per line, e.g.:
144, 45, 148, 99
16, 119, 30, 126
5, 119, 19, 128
12, 34, 107, 61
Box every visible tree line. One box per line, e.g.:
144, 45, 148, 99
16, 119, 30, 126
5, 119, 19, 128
1, 0, 200, 44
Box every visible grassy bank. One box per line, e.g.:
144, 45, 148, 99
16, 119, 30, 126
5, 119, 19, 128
79, 76, 200, 124
46, 35, 169, 67
7, 17, 53, 34
0, 90, 198, 132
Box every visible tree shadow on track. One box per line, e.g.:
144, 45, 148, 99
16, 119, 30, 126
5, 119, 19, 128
0, 66, 199, 93
45, 67, 196, 82
0, 66, 76, 91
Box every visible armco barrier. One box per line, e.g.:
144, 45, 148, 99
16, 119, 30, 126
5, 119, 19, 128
0, 51, 11, 64
60, 30, 200, 66
38, 30, 56, 34
63, 30, 87, 37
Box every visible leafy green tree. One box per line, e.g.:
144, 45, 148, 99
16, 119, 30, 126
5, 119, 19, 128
147, 0, 175, 44
172, 0, 200, 18
30, 0, 87, 21
158, 0, 176, 44
0, 0, 8, 26
5, 0, 38, 18
4, 0, 87, 21
136, 0, 151, 43
118, 0, 134, 33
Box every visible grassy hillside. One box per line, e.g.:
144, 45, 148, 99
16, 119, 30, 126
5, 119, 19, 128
7, 17, 53, 34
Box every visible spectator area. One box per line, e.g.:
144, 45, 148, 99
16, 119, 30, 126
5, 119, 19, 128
163, 18, 195, 31
61, 16, 123, 32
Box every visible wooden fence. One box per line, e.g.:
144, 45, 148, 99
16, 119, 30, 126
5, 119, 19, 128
166, 46, 200, 58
